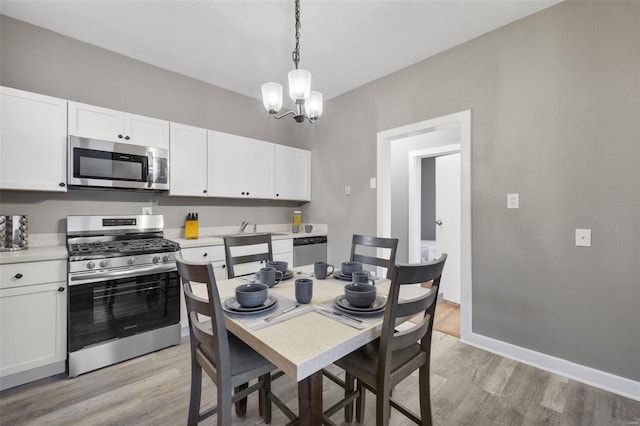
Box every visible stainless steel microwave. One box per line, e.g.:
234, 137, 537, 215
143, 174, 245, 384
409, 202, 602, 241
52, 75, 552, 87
68, 136, 169, 190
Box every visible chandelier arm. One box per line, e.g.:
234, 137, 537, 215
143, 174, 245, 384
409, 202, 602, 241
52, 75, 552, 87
271, 110, 298, 120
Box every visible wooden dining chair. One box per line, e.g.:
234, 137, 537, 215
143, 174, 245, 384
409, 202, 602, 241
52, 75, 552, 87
350, 234, 399, 279
176, 253, 279, 425
334, 254, 447, 425
223, 233, 274, 279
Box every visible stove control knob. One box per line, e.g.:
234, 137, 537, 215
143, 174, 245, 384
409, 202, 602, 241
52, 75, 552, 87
152, 255, 160, 264
99, 260, 109, 268
87, 261, 95, 270
162, 255, 170, 263
128, 257, 137, 265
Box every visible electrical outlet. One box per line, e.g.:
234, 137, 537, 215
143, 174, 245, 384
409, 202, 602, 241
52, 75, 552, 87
142, 207, 152, 215
575, 229, 591, 247
345, 185, 351, 196
370, 177, 377, 189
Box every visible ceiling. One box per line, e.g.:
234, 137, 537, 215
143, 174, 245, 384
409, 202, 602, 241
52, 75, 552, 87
1, 0, 560, 104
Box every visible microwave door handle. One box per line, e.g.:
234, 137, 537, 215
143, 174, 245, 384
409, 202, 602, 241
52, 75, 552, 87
147, 152, 154, 188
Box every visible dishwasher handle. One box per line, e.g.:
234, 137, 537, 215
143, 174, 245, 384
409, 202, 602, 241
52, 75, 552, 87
293, 236, 327, 246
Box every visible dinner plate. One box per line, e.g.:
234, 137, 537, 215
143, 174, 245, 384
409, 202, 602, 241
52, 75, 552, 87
281, 270, 295, 280
332, 270, 353, 281
223, 295, 278, 314
334, 294, 387, 313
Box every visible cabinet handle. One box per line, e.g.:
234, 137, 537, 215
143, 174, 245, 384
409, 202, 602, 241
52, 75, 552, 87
203, 189, 207, 194
125, 136, 130, 140
118, 134, 124, 139
241, 192, 245, 195
203, 253, 208, 257
14, 273, 23, 279
246, 192, 250, 196
58, 287, 65, 292
222, 264, 226, 268
59, 182, 66, 187
276, 193, 279, 197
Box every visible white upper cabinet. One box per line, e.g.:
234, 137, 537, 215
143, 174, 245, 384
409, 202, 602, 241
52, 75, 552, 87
275, 145, 311, 201
68, 101, 169, 149
207, 131, 275, 199
0, 86, 67, 192
169, 122, 208, 197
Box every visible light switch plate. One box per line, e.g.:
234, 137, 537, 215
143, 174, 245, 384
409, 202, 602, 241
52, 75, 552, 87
507, 193, 520, 209
370, 178, 377, 189
345, 185, 351, 196
142, 207, 152, 215
575, 229, 591, 247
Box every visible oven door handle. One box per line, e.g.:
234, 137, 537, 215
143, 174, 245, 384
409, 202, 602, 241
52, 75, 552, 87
69, 264, 177, 285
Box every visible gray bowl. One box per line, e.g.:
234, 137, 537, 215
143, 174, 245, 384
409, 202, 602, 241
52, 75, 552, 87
267, 260, 288, 273
235, 283, 269, 307
344, 283, 377, 308
341, 261, 363, 275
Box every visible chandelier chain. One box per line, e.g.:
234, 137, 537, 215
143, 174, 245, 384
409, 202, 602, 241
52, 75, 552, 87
292, 0, 301, 69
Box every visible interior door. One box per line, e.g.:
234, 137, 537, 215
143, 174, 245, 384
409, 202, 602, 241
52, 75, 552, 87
435, 153, 461, 304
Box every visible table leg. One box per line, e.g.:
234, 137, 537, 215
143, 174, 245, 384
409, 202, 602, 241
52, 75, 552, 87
298, 370, 323, 425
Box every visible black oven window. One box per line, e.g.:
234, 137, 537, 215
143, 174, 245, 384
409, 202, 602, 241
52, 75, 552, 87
68, 271, 180, 352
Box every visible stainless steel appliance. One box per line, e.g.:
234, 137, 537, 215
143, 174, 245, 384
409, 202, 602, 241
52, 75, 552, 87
66, 214, 180, 377
68, 136, 169, 190
0, 215, 28, 251
293, 235, 327, 267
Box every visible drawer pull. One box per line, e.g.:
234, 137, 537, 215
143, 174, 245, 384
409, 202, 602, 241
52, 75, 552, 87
203, 253, 208, 257
58, 287, 65, 292
14, 273, 23, 279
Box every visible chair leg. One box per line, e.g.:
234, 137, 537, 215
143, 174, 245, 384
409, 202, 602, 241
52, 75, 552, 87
344, 372, 354, 422
218, 380, 233, 426
355, 379, 365, 423
376, 386, 391, 426
234, 382, 249, 417
260, 373, 272, 424
188, 363, 202, 426
418, 365, 433, 426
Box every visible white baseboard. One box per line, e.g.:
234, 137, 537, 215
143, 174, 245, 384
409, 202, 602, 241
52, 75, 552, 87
461, 332, 640, 402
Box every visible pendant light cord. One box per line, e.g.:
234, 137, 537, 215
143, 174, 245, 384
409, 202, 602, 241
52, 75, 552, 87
292, 0, 301, 69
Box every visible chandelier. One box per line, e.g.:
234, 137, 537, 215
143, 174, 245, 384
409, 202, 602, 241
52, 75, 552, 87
261, 0, 323, 123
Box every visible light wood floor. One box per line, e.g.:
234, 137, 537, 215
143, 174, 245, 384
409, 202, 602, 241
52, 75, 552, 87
433, 301, 460, 338
2, 332, 638, 425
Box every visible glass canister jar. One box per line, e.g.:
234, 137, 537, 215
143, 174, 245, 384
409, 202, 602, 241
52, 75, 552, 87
293, 210, 302, 227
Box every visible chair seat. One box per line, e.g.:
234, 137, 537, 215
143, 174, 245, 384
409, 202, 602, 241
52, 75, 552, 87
335, 339, 421, 388
201, 332, 275, 387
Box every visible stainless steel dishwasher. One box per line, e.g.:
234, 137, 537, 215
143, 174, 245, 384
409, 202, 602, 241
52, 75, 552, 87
293, 236, 327, 267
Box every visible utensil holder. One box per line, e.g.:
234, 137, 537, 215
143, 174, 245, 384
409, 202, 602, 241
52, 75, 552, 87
0, 215, 29, 251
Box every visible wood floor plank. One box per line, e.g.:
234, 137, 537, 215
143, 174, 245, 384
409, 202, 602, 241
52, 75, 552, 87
1, 332, 639, 426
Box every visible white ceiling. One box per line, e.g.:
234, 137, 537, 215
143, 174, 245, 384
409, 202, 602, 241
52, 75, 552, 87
1, 0, 560, 103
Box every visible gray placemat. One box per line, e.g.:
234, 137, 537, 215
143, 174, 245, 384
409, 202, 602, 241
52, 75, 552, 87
222, 293, 312, 330
313, 299, 385, 330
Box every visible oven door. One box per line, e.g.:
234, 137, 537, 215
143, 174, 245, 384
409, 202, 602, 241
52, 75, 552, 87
68, 136, 169, 190
68, 266, 180, 352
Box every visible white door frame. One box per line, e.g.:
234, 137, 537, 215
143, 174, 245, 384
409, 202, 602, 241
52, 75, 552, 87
377, 110, 472, 340
407, 143, 461, 264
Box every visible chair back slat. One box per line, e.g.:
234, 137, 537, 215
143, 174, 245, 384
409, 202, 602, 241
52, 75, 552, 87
350, 234, 399, 279
394, 289, 438, 319
391, 315, 431, 352
183, 284, 212, 317
224, 234, 274, 278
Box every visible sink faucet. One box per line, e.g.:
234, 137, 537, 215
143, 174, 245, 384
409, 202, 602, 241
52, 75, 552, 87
239, 220, 257, 234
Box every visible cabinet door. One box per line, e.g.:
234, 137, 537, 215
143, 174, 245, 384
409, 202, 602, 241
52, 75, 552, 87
244, 138, 275, 199
0, 282, 67, 377
0, 87, 67, 192
68, 101, 124, 142
124, 113, 169, 149
169, 123, 208, 196
207, 131, 245, 198
275, 145, 311, 201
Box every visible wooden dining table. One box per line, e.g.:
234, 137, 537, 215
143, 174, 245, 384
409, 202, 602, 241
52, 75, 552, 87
192, 264, 395, 425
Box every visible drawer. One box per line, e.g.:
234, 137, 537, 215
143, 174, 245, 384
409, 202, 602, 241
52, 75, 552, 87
0, 260, 66, 289
180, 245, 225, 262
273, 239, 293, 255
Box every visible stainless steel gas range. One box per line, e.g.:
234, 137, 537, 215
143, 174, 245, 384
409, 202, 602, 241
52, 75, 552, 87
66, 214, 181, 377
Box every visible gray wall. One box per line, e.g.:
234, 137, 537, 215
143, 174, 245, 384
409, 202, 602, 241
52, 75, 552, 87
307, 1, 640, 381
421, 158, 435, 241
0, 15, 302, 233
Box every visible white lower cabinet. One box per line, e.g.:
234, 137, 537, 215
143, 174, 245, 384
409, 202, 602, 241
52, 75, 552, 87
179, 245, 226, 327
0, 260, 67, 390
273, 239, 294, 268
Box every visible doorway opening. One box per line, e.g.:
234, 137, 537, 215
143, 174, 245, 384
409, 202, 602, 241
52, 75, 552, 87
377, 110, 471, 341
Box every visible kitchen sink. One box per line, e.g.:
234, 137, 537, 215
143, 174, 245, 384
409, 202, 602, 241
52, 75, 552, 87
209, 232, 289, 238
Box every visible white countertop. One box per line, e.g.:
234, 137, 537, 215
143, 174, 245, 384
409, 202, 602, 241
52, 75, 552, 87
0, 245, 68, 264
